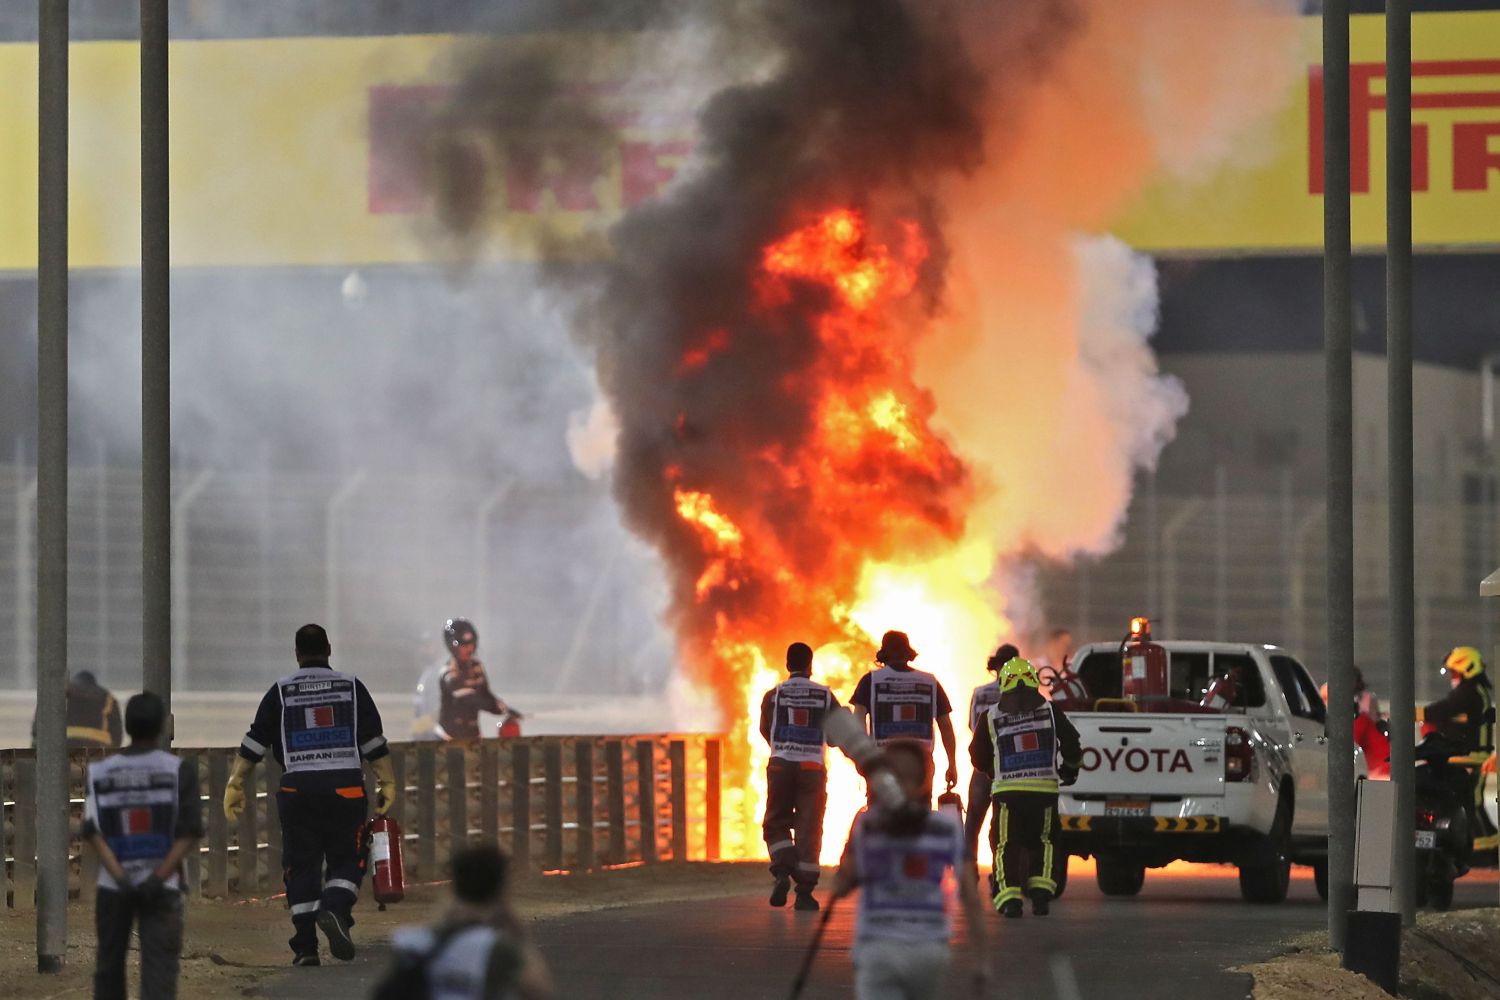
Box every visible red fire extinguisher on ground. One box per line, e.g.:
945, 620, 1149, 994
366, 815, 405, 906
1121, 616, 1169, 702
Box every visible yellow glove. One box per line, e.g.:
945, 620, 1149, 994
224, 757, 254, 822
372, 756, 397, 816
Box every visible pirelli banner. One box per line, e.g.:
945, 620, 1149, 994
0, 11, 1495, 270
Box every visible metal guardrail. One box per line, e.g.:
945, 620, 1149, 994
0, 734, 723, 909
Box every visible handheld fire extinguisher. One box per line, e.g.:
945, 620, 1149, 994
364, 815, 406, 907
1200, 670, 1240, 712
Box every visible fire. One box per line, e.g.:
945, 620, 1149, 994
670, 208, 1006, 862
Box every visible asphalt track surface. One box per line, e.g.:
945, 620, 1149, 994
259, 866, 1497, 1000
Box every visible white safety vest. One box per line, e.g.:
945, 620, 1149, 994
277, 669, 362, 774
391, 923, 511, 1000
85, 750, 183, 891
968, 680, 1001, 734
850, 808, 964, 945
988, 704, 1061, 794
866, 666, 941, 749
769, 676, 835, 766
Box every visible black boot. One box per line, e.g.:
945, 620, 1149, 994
794, 888, 819, 912
1028, 888, 1052, 916
769, 877, 791, 908
999, 899, 1024, 918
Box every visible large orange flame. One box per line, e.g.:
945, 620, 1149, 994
671, 208, 1003, 861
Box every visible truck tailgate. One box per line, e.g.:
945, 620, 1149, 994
1069, 713, 1228, 798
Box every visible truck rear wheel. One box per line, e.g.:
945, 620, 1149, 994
1096, 856, 1145, 897
1239, 790, 1292, 904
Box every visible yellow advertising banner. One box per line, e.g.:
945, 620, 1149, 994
1116, 11, 1500, 253
0, 12, 1496, 270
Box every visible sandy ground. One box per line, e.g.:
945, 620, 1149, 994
1, 862, 774, 999
1244, 908, 1500, 1000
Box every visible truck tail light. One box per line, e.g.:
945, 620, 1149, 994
1416, 808, 1436, 830
1225, 726, 1254, 782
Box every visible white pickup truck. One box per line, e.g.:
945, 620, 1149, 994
1055, 640, 1364, 903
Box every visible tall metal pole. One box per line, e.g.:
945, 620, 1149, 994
141, 0, 173, 731
1386, 0, 1417, 926
35, 0, 69, 973
1322, 0, 1357, 952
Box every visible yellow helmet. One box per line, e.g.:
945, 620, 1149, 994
998, 657, 1041, 693
1444, 646, 1485, 680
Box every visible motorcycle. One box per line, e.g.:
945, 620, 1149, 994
1413, 733, 1471, 911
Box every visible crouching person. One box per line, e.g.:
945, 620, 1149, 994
832, 740, 989, 1000
83, 692, 203, 1000
373, 841, 554, 1000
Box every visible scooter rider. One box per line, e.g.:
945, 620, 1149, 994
850, 631, 959, 795
226, 624, 397, 965
759, 642, 838, 911
438, 618, 513, 740
964, 644, 1018, 864
968, 657, 1083, 918
1422, 646, 1496, 847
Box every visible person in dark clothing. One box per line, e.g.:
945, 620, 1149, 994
1423, 645, 1496, 849
968, 657, 1083, 918
82, 691, 202, 1000
758, 642, 838, 910
437, 618, 511, 740
226, 624, 396, 965
32, 670, 123, 749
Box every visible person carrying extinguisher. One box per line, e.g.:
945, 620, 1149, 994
968, 657, 1082, 918
758, 642, 839, 911
438, 618, 516, 740
225, 624, 398, 966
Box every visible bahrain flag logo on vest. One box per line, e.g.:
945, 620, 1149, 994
788, 707, 809, 726
123, 807, 154, 835
893, 704, 918, 722
306, 705, 336, 729
1014, 731, 1040, 753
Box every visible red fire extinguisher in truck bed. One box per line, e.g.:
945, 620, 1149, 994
1121, 616, 1169, 702
364, 815, 406, 907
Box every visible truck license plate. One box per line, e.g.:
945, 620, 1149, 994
1105, 798, 1150, 818
1415, 830, 1437, 849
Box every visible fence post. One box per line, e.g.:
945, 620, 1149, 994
264, 759, 282, 879
447, 747, 468, 855
181, 752, 201, 896
705, 739, 721, 861
575, 741, 595, 869
511, 743, 531, 868
606, 740, 626, 865
235, 764, 259, 893
1289, 505, 1326, 656
473, 482, 514, 621
417, 745, 437, 880
479, 745, 499, 840
544, 742, 563, 869
636, 741, 658, 864
206, 753, 228, 897
668, 740, 687, 861
13, 758, 36, 909
1, 757, 11, 906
